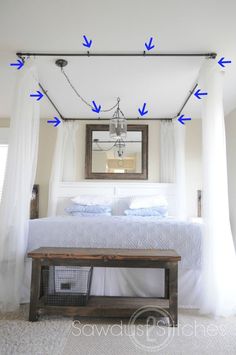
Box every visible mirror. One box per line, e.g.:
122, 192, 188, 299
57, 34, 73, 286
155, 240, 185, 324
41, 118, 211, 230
85, 125, 148, 179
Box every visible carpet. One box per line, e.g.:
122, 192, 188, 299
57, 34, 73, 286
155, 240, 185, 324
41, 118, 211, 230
0, 305, 235, 355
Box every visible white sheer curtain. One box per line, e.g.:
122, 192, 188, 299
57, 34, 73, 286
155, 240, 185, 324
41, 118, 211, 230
160, 120, 175, 183
199, 59, 236, 316
48, 120, 79, 216
174, 121, 187, 219
159, 119, 186, 218
0, 60, 40, 311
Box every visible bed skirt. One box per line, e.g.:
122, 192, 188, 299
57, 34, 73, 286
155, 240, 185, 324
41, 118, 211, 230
21, 259, 201, 308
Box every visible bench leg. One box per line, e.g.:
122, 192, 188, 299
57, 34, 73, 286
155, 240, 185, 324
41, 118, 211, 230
29, 259, 41, 321
168, 263, 178, 327
164, 268, 169, 299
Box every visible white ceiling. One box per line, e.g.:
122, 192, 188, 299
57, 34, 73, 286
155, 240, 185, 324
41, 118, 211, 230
0, 0, 236, 120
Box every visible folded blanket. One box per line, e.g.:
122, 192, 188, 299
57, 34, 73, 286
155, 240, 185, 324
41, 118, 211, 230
65, 204, 111, 214
124, 206, 168, 217
129, 195, 167, 209
69, 212, 111, 217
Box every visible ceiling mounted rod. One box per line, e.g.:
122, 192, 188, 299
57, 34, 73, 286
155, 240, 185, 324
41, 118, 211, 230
37, 77, 196, 122
16, 51, 217, 59
38, 83, 64, 119
29, 49, 212, 121
39, 78, 173, 121
62, 117, 173, 121
175, 82, 198, 118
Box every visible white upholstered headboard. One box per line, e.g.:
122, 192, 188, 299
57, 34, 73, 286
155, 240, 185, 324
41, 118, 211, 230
56, 182, 177, 216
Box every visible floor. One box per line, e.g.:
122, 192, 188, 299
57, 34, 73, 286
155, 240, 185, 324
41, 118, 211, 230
0, 305, 235, 355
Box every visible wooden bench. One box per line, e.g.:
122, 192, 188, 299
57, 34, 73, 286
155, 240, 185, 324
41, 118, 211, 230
28, 247, 181, 326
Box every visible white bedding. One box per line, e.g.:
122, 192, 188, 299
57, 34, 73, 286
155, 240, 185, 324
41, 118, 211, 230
28, 216, 202, 269
23, 216, 203, 308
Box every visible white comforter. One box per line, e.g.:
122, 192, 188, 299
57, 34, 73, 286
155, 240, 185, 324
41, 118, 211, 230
28, 216, 202, 269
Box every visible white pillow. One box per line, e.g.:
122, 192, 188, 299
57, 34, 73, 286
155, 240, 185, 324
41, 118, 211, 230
71, 195, 113, 206
129, 195, 167, 209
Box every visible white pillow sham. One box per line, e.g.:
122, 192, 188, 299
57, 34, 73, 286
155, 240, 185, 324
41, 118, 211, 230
129, 195, 167, 209
71, 195, 113, 206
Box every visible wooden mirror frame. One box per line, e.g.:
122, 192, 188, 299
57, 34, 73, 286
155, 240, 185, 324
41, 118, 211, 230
85, 124, 148, 180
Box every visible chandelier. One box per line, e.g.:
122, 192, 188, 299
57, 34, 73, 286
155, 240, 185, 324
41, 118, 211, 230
109, 98, 127, 140
56, 62, 127, 156
114, 138, 126, 158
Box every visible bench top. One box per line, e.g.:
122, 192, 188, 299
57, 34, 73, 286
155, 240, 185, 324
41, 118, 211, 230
28, 247, 181, 261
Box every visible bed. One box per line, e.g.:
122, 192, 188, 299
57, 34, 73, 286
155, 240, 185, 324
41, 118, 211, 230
23, 215, 202, 308
22, 182, 203, 308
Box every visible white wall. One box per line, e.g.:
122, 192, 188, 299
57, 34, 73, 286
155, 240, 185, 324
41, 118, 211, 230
226, 109, 236, 243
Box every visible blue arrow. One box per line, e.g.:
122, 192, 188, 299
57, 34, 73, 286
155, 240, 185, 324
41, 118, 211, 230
47, 117, 61, 127
138, 103, 148, 116
10, 59, 24, 70
218, 57, 232, 68
194, 89, 208, 100
178, 114, 191, 125
30, 90, 44, 101
145, 37, 155, 51
92, 100, 101, 113
82, 35, 92, 48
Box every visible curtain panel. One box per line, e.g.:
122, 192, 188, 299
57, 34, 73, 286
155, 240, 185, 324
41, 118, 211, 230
0, 60, 40, 311
199, 59, 236, 316
160, 120, 175, 183
48, 121, 79, 216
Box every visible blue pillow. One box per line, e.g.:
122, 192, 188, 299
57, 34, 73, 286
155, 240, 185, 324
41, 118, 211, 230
65, 204, 111, 214
124, 206, 168, 217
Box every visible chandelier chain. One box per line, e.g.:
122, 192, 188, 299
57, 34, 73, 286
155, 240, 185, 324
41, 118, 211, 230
61, 68, 119, 113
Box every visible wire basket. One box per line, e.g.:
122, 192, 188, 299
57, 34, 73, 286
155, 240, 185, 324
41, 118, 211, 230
42, 266, 93, 306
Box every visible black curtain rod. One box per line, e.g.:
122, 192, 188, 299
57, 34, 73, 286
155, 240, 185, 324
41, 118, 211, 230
38, 81, 174, 121
38, 83, 65, 120
17, 51, 217, 59
31, 50, 209, 121
62, 117, 173, 121
38, 77, 196, 122
176, 82, 198, 118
